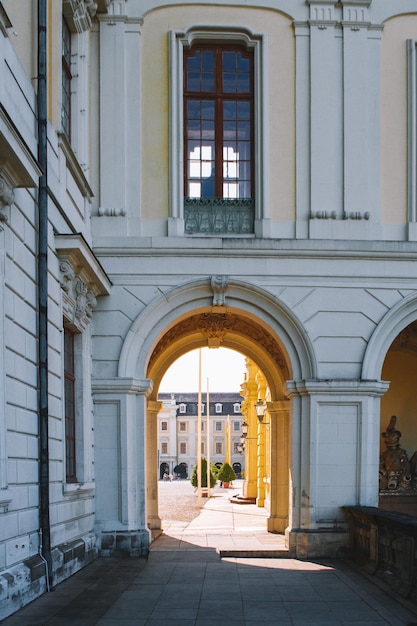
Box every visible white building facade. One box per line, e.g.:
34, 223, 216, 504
1, 0, 417, 618
157, 392, 244, 478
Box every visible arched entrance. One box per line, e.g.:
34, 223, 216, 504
93, 277, 317, 558
363, 293, 417, 515
120, 278, 314, 544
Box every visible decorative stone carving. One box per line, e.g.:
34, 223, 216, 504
310, 211, 337, 220
211, 275, 228, 307
379, 416, 417, 493
97, 207, 127, 217
60, 261, 75, 293
148, 311, 289, 379
59, 265, 98, 331
198, 313, 231, 348
0, 175, 15, 221
63, 0, 95, 33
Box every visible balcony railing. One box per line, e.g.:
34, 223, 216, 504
184, 197, 255, 235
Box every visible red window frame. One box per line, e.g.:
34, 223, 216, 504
184, 44, 254, 200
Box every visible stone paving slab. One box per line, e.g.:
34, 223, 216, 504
3, 486, 417, 625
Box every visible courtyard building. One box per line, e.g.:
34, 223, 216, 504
1, 0, 417, 618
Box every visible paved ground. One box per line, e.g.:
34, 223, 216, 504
3, 480, 417, 625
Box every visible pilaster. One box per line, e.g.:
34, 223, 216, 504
146, 400, 162, 531
266, 401, 290, 535
284, 378, 389, 558
96, 9, 142, 235
240, 360, 259, 499
92, 377, 153, 557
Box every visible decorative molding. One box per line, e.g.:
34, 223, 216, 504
63, 0, 96, 33
310, 210, 370, 220
210, 275, 228, 307
98, 206, 126, 217
198, 313, 231, 348
148, 312, 289, 377
310, 211, 337, 220
343, 211, 370, 220
0, 174, 14, 220
408, 40, 417, 227
55, 233, 111, 331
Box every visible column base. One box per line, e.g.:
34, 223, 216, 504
267, 515, 288, 534
98, 529, 151, 558
288, 528, 349, 559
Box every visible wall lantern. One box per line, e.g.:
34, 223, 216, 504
254, 399, 267, 422
241, 420, 248, 437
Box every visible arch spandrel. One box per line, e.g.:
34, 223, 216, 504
362, 292, 417, 380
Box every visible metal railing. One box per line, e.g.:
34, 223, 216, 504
184, 197, 255, 235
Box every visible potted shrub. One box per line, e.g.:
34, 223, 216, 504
217, 462, 236, 488
190, 457, 217, 494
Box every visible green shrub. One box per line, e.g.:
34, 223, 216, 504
190, 457, 217, 488
216, 462, 237, 483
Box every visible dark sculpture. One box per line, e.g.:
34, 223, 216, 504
379, 416, 416, 492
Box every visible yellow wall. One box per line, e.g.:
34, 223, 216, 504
381, 350, 417, 457
2, 0, 37, 87
141, 5, 295, 221
381, 15, 417, 225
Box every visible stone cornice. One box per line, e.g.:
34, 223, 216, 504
284, 379, 390, 398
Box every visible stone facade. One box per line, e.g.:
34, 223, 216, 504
1, 0, 417, 619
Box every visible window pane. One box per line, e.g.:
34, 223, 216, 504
202, 100, 215, 119
224, 121, 237, 142
187, 51, 200, 70
224, 101, 237, 120
187, 100, 201, 118
237, 54, 250, 72
223, 72, 236, 93
223, 51, 236, 71
237, 121, 251, 140
237, 73, 250, 93
202, 50, 214, 70
237, 101, 250, 120
188, 72, 200, 91
201, 72, 214, 92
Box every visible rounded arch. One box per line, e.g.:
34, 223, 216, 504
118, 277, 317, 394
362, 292, 417, 380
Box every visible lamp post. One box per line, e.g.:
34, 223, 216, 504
254, 399, 267, 422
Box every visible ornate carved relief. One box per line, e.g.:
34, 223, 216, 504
148, 312, 289, 378
0, 175, 15, 221
63, 0, 96, 33
211, 275, 228, 307
198, 313, 231, 348
59, 263, 98, 331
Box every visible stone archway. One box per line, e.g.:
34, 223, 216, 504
363, 296, 417, 514
93, 277, 316, 557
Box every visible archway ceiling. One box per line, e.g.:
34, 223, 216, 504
389, 321, 417, 353
147, 310, 290, 399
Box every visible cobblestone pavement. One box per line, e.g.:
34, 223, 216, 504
158, 478, 201, 523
